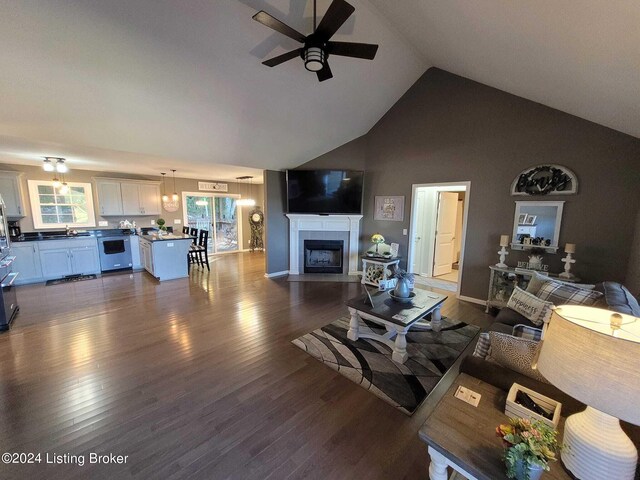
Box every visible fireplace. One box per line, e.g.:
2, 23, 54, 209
304, 240, 344, 274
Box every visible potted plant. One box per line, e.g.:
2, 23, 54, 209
496, 418, 561, 480
391, 266, 414, 298
156, 218, 167, 233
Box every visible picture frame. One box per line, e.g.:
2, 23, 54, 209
518, 213, 528, 225
374, 196, 404, 221
523, 215, 537, 225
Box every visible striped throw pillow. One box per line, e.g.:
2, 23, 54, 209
472, 332, 491, 359
536, 280, 603, 306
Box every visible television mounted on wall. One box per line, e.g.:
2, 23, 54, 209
286, 170, 364, 214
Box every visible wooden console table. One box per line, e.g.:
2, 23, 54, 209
419, 373, 571, 480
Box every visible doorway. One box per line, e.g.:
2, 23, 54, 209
182, 192, 243, 255
408, 182, 470, 295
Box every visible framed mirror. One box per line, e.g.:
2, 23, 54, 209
511, 201, 564, 253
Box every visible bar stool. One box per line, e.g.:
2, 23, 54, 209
189, 230, 209, 271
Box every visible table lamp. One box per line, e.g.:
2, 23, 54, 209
535, 305, 640, 480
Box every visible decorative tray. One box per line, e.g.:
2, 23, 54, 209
388, 291, 415, 303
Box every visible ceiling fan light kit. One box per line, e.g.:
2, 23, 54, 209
252, 0, 378, 82
304, 46, 325, 72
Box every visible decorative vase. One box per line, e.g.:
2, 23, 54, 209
394, 278, 411, 298
513, 459, 544, 480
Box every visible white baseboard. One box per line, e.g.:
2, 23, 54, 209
264, 270, 289, 278
457, 295, 487, 306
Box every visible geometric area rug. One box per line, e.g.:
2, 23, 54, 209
292, 316, 480, 415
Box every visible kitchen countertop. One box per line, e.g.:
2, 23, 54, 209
140, 234, 193, 242
11, 229, 137, 242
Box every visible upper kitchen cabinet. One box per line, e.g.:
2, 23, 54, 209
0, 171, 26, 218
96, 181, 123, 216
121, 182, 161, 216
95, 178, 160, 216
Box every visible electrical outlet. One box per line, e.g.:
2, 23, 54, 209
174, 219, 181, 224
150, 220, 156, 225
98, 221, 108, 227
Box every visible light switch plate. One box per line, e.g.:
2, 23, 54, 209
402, 229, 408, 235
98, 221, 108, 227
174, 219, 181, 224
150, 220, 156, 225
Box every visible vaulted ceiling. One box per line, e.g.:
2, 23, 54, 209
0, 1, 637, 180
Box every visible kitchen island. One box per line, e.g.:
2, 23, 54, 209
139, 234, 193, 281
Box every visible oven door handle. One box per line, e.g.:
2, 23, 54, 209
2, 272, 19, 288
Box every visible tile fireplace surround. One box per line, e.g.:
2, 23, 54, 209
286, 214, 363, 275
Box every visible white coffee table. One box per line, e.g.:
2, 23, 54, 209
345, 289, 447, 364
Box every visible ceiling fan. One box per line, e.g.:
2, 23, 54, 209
252, 0, 379, 82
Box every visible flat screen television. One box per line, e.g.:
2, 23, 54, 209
286, 170, 364, 214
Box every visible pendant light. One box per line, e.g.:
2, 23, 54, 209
52, 175, 61, 188
171, 169, 179, 202
59, 172, 69, 194
236, 176, 256, 206
160, 172, 169, 202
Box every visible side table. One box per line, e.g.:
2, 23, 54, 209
419, 373, 570, 480
361, 256, 400, 286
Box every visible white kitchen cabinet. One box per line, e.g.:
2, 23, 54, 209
95, 178, 160, 216
70, 244, 100, 274
38, 238, 100, 279
130, 235, 142, 269
40, 248, 73, 278
11, 243, 43, 284
97, 181, 123, 216
138, 184, 161, 215
140, 239, 154, 274
0, 171, 25, 218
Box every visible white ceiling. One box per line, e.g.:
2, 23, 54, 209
0, 0, 426, 179
369, 0, 640, 139
0, 1, 637, 181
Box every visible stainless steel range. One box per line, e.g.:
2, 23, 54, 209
0, 195, 19, 331
95, 230, 133, 272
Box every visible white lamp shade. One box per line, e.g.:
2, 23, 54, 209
565, 243, 576, 254
536, 305, 640, 425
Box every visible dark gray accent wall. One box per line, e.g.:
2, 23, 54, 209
627, 211, 640, 295
299, 68, 640, 300
264, 170, 289, 275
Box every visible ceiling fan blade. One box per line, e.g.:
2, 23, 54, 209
317, 62, 333, 82
262, 48, 303, 67
252, 11, 306, 43
327, 41, 378, 60
315, 0, 355, 40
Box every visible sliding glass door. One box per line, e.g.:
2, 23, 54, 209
183, 193, 240, 254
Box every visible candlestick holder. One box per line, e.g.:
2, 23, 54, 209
496, 246, 509, 268
559, 252, 576, 279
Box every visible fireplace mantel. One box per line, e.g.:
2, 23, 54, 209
286, 214, 363, 275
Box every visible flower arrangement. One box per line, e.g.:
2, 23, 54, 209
496, 418, 561, 480
391, 266, 414, 281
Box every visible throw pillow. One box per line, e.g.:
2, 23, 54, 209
536, 280, 603, 306
525, 270, 595, 295
506, 287, 554, 326
512, 324, 543, 341
487, 332, 548, 383
472, 332, 491, 359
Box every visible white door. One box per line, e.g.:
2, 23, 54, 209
412, 190, 428, 275
432, 192, 458, 277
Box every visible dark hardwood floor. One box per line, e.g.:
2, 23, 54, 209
0, 252, 491, 480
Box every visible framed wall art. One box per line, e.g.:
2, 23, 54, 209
374, 196, 404, 221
